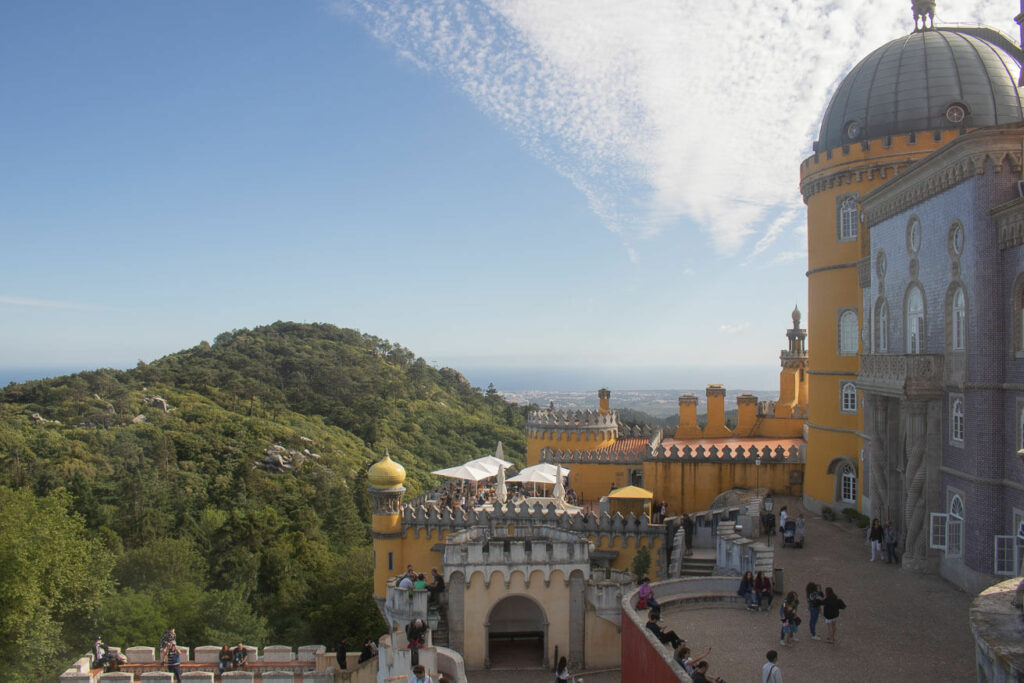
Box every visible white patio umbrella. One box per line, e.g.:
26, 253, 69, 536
431, 461, 493, 482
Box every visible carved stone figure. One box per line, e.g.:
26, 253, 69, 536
913, 0, 935, 31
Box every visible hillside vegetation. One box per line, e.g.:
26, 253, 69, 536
0, 322, 526, 681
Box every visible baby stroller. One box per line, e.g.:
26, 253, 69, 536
782, 520, 796, 547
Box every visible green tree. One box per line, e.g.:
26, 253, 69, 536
0, 487, 114, 682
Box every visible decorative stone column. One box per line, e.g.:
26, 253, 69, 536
869, 395, 889, 525
448, 571, 465, 655
569, 570, 586, 669
902, 400, 928, 569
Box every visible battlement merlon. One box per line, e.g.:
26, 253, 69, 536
526, 408, 619, 429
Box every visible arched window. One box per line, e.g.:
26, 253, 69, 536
948, 495, 964, 557
841, 382, 857, 413
840, 464, 857, 503
839, 197, 858, 241
875, 299, 889, 352
906, 288, 925, 354
952, 288, 966, 351
951, 397, 964, 443
839, 310, 859, 355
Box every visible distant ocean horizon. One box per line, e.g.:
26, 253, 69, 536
1, 364, 778, 395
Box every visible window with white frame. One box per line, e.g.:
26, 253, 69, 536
839, 310, 859, 356
947, 494, 964, 557
952, 288, 966, 350
841, 382, 857, 413
994, 509, 1024, 575
950, 397, 964, 444
907, 288, 925, 354
839, 464, 857, 503
876, 299, 889, 352
930, 512, 948, 550
840, 197, 858, 241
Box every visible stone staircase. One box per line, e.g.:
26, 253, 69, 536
678, 552, 716, 577
429, 602, 449, 648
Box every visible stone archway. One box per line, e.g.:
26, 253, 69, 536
484, 594, 548, 669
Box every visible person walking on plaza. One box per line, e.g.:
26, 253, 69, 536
762, 650, 783, 682
779, 591, 800, 646
885, 522, 900, 564
821, 586, 846, 644
869, 518, 884, 561
682, 514, 695, 556
555, 655, 571, 682
805, 582, 824, 640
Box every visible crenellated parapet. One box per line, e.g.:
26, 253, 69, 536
441, 525, 591, 588
526, 408, 620, 442
400, 501, 665, 548
649, 443, 803, 463
541, 447, 644, 464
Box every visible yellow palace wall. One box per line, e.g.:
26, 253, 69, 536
642, 461, 802, 514
801, 131, 957, 509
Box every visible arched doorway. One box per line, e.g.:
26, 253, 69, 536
484, 594, 547, 668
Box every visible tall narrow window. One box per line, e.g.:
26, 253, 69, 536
951, 398, 964, 443
876, 300, 889, 352
840, 464, 857, 503
841, 382, 857, 413
907, 288, 925, 354
952, 288, 965, 350
840, 197, 858, 241
839, 310, 859, 355
947, 495, 964, 557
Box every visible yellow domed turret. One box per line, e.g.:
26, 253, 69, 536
368, 450, 406, 489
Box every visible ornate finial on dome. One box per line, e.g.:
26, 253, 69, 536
913, 0, 935, 32
368, 449, 406, 490
792, 305, 801, 326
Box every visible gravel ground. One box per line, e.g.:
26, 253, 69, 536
468, 497, 976, 682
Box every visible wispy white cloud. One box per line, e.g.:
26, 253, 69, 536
0, 295, 76, 309
719, 322, 752, 335
337, 1, 1014, 257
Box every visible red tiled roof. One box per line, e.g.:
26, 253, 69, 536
592, 437, 649, 455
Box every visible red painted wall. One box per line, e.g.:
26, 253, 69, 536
620, 609, 686, 683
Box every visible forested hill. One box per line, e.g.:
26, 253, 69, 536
0, 322, 527, 682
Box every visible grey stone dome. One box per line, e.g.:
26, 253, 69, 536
815, 28, 1024, 152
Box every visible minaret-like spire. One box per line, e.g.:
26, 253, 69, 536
912, 0, 935, 32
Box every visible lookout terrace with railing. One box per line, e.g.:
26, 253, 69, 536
58, 642, 380, 682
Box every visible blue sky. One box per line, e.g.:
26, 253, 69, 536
1, 1, 1014, 390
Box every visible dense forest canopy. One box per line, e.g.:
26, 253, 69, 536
0, 322, 527, 681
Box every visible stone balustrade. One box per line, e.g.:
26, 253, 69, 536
858, 353, 944, 398
59, 642, 330, 682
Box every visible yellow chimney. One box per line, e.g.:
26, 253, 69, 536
702, 384, 732, 438
674, 394, 701, 439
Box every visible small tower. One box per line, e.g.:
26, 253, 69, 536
776, 306, 809, 417
525, 389, 618, 466
368, 451, 407, 599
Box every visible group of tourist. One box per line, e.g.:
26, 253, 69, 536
735, 570, 775, 611
217, 643, 249, 673
868, 518, 900, 563
91, 636, 127, 671
642, 597, 725, 683
398, 565, 446, 601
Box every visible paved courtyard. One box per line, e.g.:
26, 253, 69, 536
468, 497, 977, 682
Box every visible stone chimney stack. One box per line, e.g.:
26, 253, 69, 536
598, 387, 611, 414
702, 384, 732, 438
734, 393, 759, 436
674, 394, 701, 439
